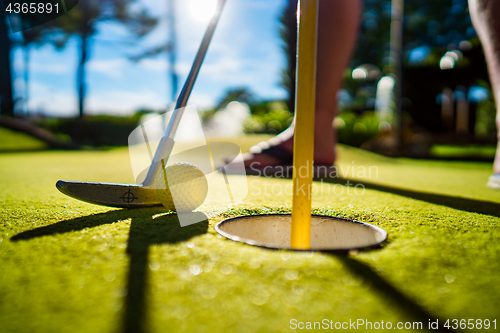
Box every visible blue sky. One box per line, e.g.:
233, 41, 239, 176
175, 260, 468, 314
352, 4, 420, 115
11, 0, 288, 116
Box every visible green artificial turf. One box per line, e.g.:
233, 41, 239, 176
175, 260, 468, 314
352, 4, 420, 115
430, 144, 497, 160
0, 126, 47, 151
1, 137, 500, 333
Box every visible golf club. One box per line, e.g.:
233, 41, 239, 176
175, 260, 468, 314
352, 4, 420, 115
56, 0, 227, 208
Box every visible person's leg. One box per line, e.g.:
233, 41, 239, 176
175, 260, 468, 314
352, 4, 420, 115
468, 0, 500, 174
244, 0, 362, 167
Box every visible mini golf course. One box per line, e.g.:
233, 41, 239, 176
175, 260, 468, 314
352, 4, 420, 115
1, 134, 499, 332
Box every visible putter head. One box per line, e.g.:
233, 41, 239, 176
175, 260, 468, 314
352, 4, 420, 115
56, 180, 161, 208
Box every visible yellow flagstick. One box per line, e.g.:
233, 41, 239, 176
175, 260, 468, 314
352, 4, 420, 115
291, 0, 318, 249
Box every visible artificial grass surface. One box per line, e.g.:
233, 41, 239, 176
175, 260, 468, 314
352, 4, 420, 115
1, 137, 500, 333
430, 144, 497, 160
0, 126, 47, 151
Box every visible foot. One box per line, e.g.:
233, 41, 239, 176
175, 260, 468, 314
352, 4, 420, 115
243, 135, 294, 168
494, 142, 500, 175
489, 142, 500, 189
243, 124, 336, 168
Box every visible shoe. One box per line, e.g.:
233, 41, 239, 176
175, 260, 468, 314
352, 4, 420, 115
225, 143, 337, 179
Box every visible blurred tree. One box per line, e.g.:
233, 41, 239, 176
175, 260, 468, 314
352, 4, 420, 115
1, 1, 79, 117
353, 0, 392, 70
279, 0, 475, 107
279, 0, 298, 113
217, 87, 256, 109
20, 27, 49, 116
166, 0, 178, 103
49, 0, 157, 117
403, 0, 473, 51
130, 0, 178, 104
353, 0, 474, 68
0, 10, 14, 117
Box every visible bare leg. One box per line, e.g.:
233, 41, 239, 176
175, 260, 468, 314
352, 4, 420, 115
469, 0, 500, 173
244, 0, 362, 167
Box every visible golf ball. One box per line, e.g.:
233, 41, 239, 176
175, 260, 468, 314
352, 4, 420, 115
155, 162, 208, 212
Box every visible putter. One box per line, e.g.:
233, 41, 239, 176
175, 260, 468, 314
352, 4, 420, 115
56, 0, 226, 208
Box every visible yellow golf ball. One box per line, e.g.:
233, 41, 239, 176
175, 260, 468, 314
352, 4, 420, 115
155, 162, 208, 212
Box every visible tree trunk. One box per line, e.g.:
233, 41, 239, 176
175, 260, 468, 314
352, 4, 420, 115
280, 0, 299, 113
24, 44, 30, 117
77, 32, 89, 117
0, 10, 14, 117
390, 0, 404, 151
167, 0, 178, 103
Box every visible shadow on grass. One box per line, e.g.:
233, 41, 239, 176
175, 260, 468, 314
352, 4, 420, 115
330, 254, 458, 333
319, 176, 500, 218
12, 208, 209, 333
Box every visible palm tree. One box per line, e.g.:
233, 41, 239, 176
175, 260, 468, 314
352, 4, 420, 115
130, 0, 178, 104
21, 27, 47, 116
50, 0, 157, 117
217, 87, 255, 109
0, 10, 14, 117
279, 0, 298, 113
389, 0, 404, 149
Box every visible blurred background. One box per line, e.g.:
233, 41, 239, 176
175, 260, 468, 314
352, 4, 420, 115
0, 0, 497, 160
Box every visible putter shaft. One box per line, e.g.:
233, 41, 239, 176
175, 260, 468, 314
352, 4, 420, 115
57, 0, 227, 208
142, 0, 226, 187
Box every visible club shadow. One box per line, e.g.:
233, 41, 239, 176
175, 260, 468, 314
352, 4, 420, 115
317, 176, 500, 218
331, 254, 459, 333
11, 208, 209, 333
10, 208, 164, 241
123, 212, 208, 333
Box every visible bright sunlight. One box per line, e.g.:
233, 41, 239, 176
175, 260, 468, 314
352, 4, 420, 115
189, 0, 218, 22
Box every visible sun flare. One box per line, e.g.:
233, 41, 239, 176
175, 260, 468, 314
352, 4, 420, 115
189, 0, 218, 22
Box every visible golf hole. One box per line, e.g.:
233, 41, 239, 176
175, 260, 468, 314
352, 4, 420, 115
215, 214, 387, 251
